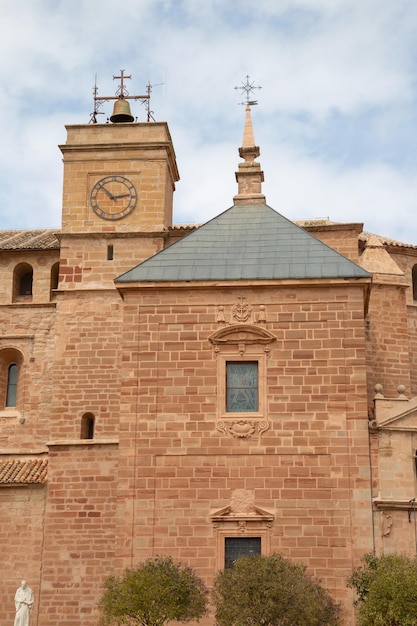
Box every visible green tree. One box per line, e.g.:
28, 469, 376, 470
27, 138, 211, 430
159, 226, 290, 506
212, 553, 340, 626
98, 556, 209, 626
347, 552, 417, 626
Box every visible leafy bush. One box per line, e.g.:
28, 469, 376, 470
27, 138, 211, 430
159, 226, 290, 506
212, 553, 340, 626
347, 552, 417, 626
99, 556, 208, 626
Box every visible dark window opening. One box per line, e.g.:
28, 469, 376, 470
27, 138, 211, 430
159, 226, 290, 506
413, 265, 417, 301
107, 245, 114, 260
6, 363, 18, 407
226, 361, 258, 412
51, 263, 60, 291
19, 272, 33, 296
224, 537, 261, 568
81, 413, 95, 439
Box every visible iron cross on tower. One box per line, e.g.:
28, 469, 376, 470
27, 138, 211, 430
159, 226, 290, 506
113, 69, 131, 98
234, 75, 262, 106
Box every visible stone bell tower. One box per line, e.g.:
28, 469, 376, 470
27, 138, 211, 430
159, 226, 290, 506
57, 71, 180, 287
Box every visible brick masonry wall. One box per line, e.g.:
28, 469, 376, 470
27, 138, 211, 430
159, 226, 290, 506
365, 282, 410, 399
115, 282, 372, 625
0, 250, 60, 305
1, 485, 46, 626
303, 225, 363, 263
37, 443, 118, 626
0, 306, 56, 449
50, 291, 123, 440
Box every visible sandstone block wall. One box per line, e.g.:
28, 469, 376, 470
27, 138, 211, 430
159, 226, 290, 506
115, 282, 372, 624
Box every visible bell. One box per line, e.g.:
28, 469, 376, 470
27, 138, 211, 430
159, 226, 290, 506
110, 98, 134, 123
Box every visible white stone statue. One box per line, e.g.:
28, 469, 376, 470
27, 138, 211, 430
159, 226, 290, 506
14, 580, 34, 626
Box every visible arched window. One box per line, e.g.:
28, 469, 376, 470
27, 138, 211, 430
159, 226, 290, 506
81, 412, 95, 439
0, 348, 23, 409
13, 263, 33, 301
50, 262, 59, 299
412, 265, 417, 301
51, 262, 59, 290
6, 364, 18, 407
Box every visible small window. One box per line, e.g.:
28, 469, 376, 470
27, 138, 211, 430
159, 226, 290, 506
413, 265, 417, 301
226, 362, 258, 412
107, 245, 114, 261
6, 364, 18, 407
224, 537, 261, 568
13, 263, 34, 301
81, 413, 95, 439
20, 272, 33, 296
50, 262, 60, 291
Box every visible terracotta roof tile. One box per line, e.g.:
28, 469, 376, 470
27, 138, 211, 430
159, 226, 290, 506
0, 458, 48, 484
360, 231, 417, 250
0, 230, 60, 251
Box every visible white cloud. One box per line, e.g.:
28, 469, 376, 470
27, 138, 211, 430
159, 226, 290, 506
0, 0, 416, 244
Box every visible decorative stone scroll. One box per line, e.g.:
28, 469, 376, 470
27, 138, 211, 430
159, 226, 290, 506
217, 419, 270, 438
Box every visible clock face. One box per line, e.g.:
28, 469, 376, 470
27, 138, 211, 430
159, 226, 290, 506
90, 175, 137, 220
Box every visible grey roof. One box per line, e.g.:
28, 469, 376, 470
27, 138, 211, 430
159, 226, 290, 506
116, 203, 371, 283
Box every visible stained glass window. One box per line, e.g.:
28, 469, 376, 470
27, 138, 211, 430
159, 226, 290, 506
226, 361, 258, 412
224, 537, 261, 568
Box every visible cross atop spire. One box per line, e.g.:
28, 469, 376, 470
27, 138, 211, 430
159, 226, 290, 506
113, 69, 132, 98
234, 75, 262, 106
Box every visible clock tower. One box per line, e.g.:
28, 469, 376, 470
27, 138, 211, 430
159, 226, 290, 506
57, 72, 180, 287
60, 121, 179, 234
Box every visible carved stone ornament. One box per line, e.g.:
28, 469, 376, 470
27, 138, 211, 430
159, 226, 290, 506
232, 297, 252, 323
217, 420, 269, 438
209, 324, 276, 349
231, 489, 256, 515
211, 490, 275, 529
381, 512, 393, 537
216, 299, 268, 326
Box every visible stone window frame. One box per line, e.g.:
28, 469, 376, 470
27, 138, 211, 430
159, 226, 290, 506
209, 324, 276, 437
0, 346, 25, 417
211, 505, 274, 571
13, 262, 33, 302
219, 352, 265, 420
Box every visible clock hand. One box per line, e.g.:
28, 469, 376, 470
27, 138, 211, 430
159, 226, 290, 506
101, 185, 116, 200
113, 193, 130, 200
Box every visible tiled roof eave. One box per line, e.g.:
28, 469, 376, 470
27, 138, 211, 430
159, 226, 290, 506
0, 229, 60, 251
0, 458, 48, 485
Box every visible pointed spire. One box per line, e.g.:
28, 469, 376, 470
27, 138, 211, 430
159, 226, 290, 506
360, 235, 404, 276
233, 106, 266, 205
242, 104, 256, 148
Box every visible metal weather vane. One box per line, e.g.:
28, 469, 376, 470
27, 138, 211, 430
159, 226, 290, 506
234, 75, 262, 106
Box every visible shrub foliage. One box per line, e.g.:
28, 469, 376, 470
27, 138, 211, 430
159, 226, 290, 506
212, 553, 340, 626
98, 556, 208, 626
347, 552, 417, 626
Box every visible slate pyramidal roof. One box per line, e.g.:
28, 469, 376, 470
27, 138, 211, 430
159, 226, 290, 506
116, 107, 370, 284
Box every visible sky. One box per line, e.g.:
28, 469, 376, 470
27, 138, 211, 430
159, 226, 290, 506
1, 0, 417, 243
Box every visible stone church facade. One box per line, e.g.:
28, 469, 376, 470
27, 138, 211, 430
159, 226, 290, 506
1, 98, 417, 625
